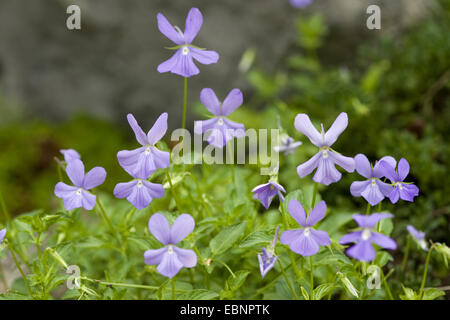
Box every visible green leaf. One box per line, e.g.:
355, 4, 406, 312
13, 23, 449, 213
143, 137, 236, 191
435, 242, 450, 268
179, 289, 219, 300
374, 251, 393, 267
377, 212, 394, 235
399, 285, 419, 300
228, 270, 250, 291
422, 288, 445, 300
210, 222, 246, 256
313, 283, 336, 300
239, 230, 272, 248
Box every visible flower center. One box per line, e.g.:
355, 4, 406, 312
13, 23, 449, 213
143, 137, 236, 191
304, 228, 311, 237
182, 46, 189, 55
76, 188, 82, 196
270, 184, 274, 190
137, 180, 143, 188
371, 178, 376, 186
217, 118, 224, 125
167, 245, 174, 254
322, 149, 328, 158
419, 239, 427, 250
145, 147, 151, 155
362, 228, 371, 240
398, 183, 403, 190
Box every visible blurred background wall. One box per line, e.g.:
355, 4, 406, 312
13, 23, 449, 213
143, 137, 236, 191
0, 0, 429, 129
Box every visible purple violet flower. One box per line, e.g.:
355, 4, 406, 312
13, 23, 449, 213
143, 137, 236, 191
0, 228, 6, 244
117, 113, 170, 179
407, 225, 428, 251
113, 172, 164, 211
252, 180, 286, 210
379, 158, 419, 203
274, 135, 302, 155
290, 0, 313, 9
258, 226, 279, 278
157, 8, 219, 78
295, 113, 355, 186
54, 159, 106, 211
194, 88, 245, 148
144, 213, 197, 279
60, 149, 81, 163
339, 213, 397, 262
280, 199, 331, 256
350, 154, 395, 206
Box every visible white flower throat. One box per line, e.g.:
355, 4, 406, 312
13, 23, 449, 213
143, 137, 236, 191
167, 245, 174, 254
76, 188, 82, 196
362, 228, 371, 240
304, 228, 311, 237
182, 46, 190, 55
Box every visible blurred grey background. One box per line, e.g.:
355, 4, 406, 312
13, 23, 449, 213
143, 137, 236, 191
0, 0, 429, 128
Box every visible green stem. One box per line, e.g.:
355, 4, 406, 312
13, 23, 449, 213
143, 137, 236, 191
35, 233, 42, 261
280, 205, 301, 279
380, 267, 394, 300
309, 256, 314, 300
8, 244, 33, 297
172, 277, 176, 300
96, 198, 123, 250
419, 245, 434, 298
82, 277, 159, 290
365, 203, 371, 215
0, 189, 11, 223
166, 172, 183, 211
215, 259, 236, 278
401, 236, 411, 274
278, 259, 298, 300
311, 183, 318, 208
182, 77, 188, 131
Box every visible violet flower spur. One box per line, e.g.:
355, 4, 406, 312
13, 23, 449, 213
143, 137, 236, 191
157, 8, 219, 78
194, 88, 245, 148
113, 170, 164, 211
339, 213, 397, 262
54, 159, 106, 211
407, 225, 428, 251
117, 113, 170, 179
280, 199, 331, 256
295, 112, 355, 186
0, 228, 6, 245
379, 158, 419, 203
252, 180, 286, 210
350, 154, 395, 206
258, 226, 279, 278
60, 149, 81, 163
144, 213, 197, 279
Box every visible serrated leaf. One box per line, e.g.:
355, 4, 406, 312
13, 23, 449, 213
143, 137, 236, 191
399, 285, 419, 300
422, 288, 445, 300
210, 222, 246, 256
239, 230, 272, 248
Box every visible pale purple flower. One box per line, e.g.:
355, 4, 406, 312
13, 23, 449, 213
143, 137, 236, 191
407, 225, 428, 251
290, 0, 313, 9
379, 158, 419, 203
117, 113, 170, 179
54, 159, 106, 211
113, 172, 164, 210
295, 113, 355, 186
274, 135, 302, 155
0, 228, 6, 244
252, 181, 286, 210
280, 200, 331, 256
350, 154, 395, 206
340, 213, 397, 262
144, 213, 197, 279
157, 8, 219, 78
258, 226, 279, 278
60, 149, 81, 163
194, 88, 245, 148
